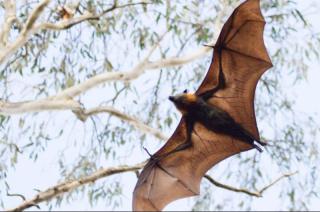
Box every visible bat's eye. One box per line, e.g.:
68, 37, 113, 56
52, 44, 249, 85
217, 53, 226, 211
183, 89, 188, 93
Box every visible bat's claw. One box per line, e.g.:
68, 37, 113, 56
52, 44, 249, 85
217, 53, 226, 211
253, 144, 263, 153
256, 140, 267, 146
143, 146, 153, 156
143, 147, 162, 162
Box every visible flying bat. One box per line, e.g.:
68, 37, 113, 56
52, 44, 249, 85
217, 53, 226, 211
133, 0, 273, 210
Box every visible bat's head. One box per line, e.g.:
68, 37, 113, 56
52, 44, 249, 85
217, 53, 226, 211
168, 89, 198, 115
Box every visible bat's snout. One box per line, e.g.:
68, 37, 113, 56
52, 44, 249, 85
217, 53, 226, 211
168, 96, 175, 102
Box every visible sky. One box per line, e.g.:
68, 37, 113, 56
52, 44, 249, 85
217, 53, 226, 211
2, 0, 320, 211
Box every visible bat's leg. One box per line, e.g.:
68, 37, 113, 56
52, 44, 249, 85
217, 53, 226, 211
253, 144, 263, 152
255, 139, 267, 146
167, 116, 194, 154
153, 117, 195, 161
143, 117, 194, 168
240, 126, 267, 150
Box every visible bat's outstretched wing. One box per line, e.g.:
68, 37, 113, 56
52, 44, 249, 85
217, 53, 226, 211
133, 0, 273, 211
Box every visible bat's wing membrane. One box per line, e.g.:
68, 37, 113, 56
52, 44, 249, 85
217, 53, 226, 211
133, 0, 272, 211
197, 0, 272, 139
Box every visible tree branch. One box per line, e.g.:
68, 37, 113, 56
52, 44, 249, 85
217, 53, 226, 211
54, 45, 212, 100
6, 161, 146, 212
0, 36, 205, 140
44, 0, 226, 99
204, 171, 298, 197
37, 13, 99, 30
0, 0, 17, 47
21, 0, 51, 36
0, 33, 168, 141
101, 2, 151, 15
0, 43, 211, 109
0, 0, 51, 64
0, 1, 150, 65
0, 99, 80, 115
0, 0, 214, 104
0, 98, 167, 141
258, 171, 298, 194
7, 162, 297, 211
74, 106, 168, 141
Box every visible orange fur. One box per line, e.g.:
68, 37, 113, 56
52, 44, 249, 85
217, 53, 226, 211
184, 93, 197, 103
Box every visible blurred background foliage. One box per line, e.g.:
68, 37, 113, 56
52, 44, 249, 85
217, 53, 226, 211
0, 0, 319, 210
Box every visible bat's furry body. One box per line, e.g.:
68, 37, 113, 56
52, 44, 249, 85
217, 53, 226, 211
169, 92, 266, 153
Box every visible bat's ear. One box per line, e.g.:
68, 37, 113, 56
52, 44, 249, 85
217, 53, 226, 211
183, 89, 188, 93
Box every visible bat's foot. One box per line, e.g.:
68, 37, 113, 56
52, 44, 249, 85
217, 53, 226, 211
253, 139, 268, 152
256, 140, 267, 146
203, 44, 215, 48
253, 144, 263, 153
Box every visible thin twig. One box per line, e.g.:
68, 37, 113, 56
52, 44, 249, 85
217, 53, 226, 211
74, 106, 168, 141
259, 171, 299, 194
204, 175, 262, 197
101, 1, 152, 15
204, 171, 298, 197
6, 192, 26, 201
